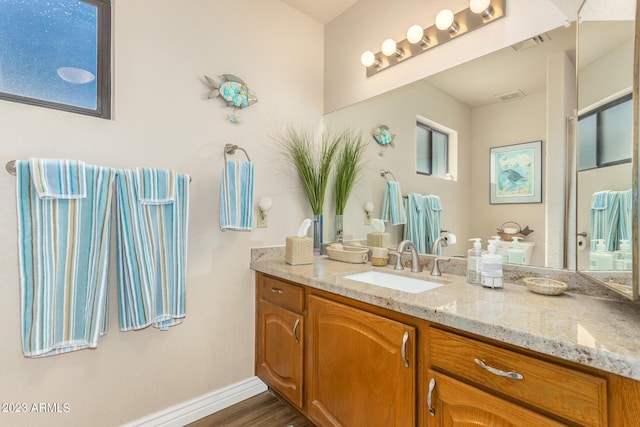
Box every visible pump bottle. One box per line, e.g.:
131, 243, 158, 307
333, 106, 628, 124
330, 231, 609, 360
467, 238, 483, 284
481, 240, 503, 289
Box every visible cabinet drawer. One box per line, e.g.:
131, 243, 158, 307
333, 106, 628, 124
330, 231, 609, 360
429, 328, 607, 427
258, 274, 304, 313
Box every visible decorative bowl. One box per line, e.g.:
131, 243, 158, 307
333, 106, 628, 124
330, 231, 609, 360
523, 277, 568, 296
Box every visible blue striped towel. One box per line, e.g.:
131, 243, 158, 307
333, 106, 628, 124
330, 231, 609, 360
403, 194, 426, 253
29, 158, 87, 199
115, 168, 190, 331
220, 160, 254, 231
425, 195, 442, 254
16, 159, 116, 357
381, 181, 406, 225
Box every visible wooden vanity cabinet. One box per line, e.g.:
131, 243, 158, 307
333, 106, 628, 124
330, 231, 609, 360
307, 294, 417, 427
427, 327, 608, 427
426, 369, 566, 426
255, 274, 305, 409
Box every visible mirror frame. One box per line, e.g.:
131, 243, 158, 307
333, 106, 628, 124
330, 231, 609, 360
575, 0, 639, 301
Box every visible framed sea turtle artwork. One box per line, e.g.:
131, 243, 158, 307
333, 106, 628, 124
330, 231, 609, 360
490, 140, 542, 204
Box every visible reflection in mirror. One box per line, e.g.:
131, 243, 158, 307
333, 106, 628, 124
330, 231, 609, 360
576, 0, 637, 299
324, 25, 576, 269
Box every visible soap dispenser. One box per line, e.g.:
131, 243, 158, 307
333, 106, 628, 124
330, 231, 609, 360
590, 239, 613, 271
490, 236, 508, 263
467, 238, 483, 284
614, 239, 632, 271
481, 240, 503, 289
507, 236, 526, 265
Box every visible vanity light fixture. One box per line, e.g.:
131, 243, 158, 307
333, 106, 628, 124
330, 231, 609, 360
360, 0, 506, 77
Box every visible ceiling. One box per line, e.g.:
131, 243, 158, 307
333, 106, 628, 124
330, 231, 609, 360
280, 0, 358, 24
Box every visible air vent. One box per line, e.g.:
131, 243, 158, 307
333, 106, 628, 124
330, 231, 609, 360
494, 89, 526, 102
511, 33, 551, 51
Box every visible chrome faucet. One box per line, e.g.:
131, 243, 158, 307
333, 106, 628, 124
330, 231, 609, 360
395, 240, 423, 273
431, 257, 450, 277
431, 236, 449, 255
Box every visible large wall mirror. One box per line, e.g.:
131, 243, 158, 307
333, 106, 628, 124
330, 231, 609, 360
325, 24, 576, 268
323, 0, 639, 301
576, 0, 638, 300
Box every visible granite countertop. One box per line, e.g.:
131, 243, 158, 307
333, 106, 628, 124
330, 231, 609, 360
250, 253, 640, 381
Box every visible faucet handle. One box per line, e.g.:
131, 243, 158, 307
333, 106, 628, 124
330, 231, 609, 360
431, 257, 450, 277
389, 251, 404, 270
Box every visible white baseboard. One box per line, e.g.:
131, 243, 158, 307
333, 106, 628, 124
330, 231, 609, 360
122, 376, 268, 427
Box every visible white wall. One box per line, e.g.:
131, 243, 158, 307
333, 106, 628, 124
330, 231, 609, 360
471, 92, 547, 267
324, 0, 577, 113
324, 80, 472, 256
0, 1, 323, 426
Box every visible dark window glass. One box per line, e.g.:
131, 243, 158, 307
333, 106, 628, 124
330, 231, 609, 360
578, 94, 632, 171
416, 122, 448, 176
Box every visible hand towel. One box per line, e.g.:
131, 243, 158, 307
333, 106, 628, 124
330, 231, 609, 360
619, 189, 633, 243
136, 167, 176, 204
116, 168, 190, 331
16, 159, 116, 357
29, 157, 87, 199
590, 190, 620, 251
220, 160, 254, 231
403, 194, 426, 253
381, 181, 406, 225
425, 195, 442, 255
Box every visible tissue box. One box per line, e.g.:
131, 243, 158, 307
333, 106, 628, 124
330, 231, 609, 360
367, 232, 390, 248
285, 236, 314, 265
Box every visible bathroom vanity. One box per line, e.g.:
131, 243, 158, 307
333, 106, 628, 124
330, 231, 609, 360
252, 254, 640, 427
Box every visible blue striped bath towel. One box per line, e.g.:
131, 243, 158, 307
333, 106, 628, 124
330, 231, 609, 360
16, 159, 116, 357
115, 168, 190, 331
220, 160, 254, 231
381, 181, 406, 225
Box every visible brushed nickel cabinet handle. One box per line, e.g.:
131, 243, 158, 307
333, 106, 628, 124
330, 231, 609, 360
293, 319, 300, 344
427, 378, 436, 416
474, 358, 524, 380
271, 288, 284, 294
401, 331, 409, 368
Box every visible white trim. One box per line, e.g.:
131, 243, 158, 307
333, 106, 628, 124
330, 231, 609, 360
121, 377, 268, 427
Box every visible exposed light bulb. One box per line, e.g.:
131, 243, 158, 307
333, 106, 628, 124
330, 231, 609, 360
470, 0, 494, 18
381, 38, 398, 56
360, 50, 376, 67
470, 0, 491, 14
435, 9, 457, 32
406, 25, 425, 44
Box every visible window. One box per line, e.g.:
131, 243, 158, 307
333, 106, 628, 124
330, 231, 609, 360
416, 121, 449, 177
0, 0, 111, 119
578, 93, 632, 171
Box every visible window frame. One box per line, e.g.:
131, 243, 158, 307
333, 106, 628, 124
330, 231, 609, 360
0, 0, 112, 119
416, 121, 449, 177
578, 92, 632, 171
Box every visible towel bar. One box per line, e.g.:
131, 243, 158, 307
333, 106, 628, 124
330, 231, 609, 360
380, 169, 396, 182
5, 160, 192, 183
6, 160, 16, 175
224, 144, 251, 163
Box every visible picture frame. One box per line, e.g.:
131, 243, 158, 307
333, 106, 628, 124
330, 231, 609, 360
490, 140, 542, 204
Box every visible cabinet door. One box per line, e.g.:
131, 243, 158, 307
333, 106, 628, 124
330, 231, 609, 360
256, 299, 304, 408
426, 370, 567, 427
308, 295, 416, 427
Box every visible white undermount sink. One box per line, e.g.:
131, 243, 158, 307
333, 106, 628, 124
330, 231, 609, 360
343, 271, 444, 294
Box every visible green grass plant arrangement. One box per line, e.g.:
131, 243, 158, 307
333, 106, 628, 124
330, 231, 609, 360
334, 130, 366, 215
277, 126, 341, 216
